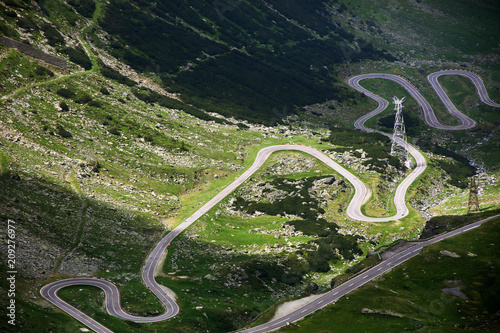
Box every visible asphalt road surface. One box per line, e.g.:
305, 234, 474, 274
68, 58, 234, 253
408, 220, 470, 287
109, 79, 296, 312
239, 214, 500, 332
40, 70, 499, 332
348, 70, 499, 131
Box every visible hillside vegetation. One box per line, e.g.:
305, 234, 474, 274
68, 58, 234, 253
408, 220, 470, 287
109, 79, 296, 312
0, 0, 499, 332
278, 216, 500, 332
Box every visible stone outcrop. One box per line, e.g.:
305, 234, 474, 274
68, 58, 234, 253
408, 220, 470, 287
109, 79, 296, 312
0, 224, 63, 278
361, 308, 404, 318
248, 224, 303, 238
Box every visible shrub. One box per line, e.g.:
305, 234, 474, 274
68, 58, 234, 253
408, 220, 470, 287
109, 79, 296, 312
59, 101, 69, 111
56, 124, 72, 138
417, 140, 475, 188
56, 88, 76, 99
87, 100, 102, 108
34, 65, 54, 77
0, 21, 16, 36
68, 0, 96, 18
306, 252, 330, 273
4, 10, 17, 18
436, 160, 475, 189
61, 47, 92, 70
131, 87, 228, 124
108, 127, 121, 136
74, 93, 92, 104
16, 17, 37, 30
100, 65, 135, 86
42, 24, 64, 46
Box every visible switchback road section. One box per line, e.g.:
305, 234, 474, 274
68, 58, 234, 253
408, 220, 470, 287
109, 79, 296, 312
40, 70, 500, 332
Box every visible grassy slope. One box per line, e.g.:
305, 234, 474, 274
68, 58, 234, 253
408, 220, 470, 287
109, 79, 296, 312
0, 0, 499, 332
332, 0, 499, 59
278, 216, 500, 332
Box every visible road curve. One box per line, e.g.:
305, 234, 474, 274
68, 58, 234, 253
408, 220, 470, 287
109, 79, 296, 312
40, 70, 499, 332
239, 213, 500, 332
349, 70, 499, 131
427, 70, 500, 115
40, 144, 418, 329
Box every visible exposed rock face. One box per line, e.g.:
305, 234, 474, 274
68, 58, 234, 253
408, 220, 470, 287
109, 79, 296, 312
249, 224, 303, 238
306, 282, 318, 292
326, 149, 372, 173
308, 177, 345, 203
441, 280, 467, 299
264, 156, 317, 175
0, 225, 63, 278
58, 251, 101, 276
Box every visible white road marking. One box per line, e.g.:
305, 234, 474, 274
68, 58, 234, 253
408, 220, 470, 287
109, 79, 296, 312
40, 70, 500, 333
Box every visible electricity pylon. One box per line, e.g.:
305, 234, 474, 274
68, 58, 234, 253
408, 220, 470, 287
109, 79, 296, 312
390, 97, 411, 168
468, 175, 480, 213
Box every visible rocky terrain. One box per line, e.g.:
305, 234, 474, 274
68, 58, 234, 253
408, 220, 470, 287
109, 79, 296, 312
0, 1, 499, 332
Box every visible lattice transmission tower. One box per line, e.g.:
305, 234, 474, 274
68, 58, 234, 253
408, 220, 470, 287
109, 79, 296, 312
390, 97, 411, 168
468, 175, 480, 213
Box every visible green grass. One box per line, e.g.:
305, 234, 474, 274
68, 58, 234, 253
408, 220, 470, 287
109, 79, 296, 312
56, 285, 146, 333
0, 151, 10, 176
335, 0, 499, 60
0, 268, 83, 333
277, 216, 500, 332
194, 214, 314, 249
430, 178, 500, 216
2, 2, 499, 332
0, 49, 55, 95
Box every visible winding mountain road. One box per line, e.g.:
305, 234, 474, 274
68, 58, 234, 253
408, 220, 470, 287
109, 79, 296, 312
40, 70, 500, 332
349, 69, 500, 131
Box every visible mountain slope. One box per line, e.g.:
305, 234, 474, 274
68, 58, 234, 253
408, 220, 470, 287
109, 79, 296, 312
1, 0, 500, 332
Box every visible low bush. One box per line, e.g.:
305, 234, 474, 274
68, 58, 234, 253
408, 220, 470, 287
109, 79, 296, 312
61, 46, 92, 70
100, 65, 135, 86
56, 124, 72, 138
108, 127, 121, 136
59, 101, 69, 111
324, 128, 401, 171
233, 176, 364, 273
68, 0, 96, 18
417, 139, 475, 188
74, 93, 92, 104
42, 24, 64, 46
132, 87, 228, 124
56, 88, 76, 99
34, 65, 54, 77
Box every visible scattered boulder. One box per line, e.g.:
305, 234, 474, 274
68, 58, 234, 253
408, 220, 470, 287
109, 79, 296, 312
441, 287, 468, 300
361, 308, 404, 317
439, 250, 460, 258
306, 282, 318, 292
